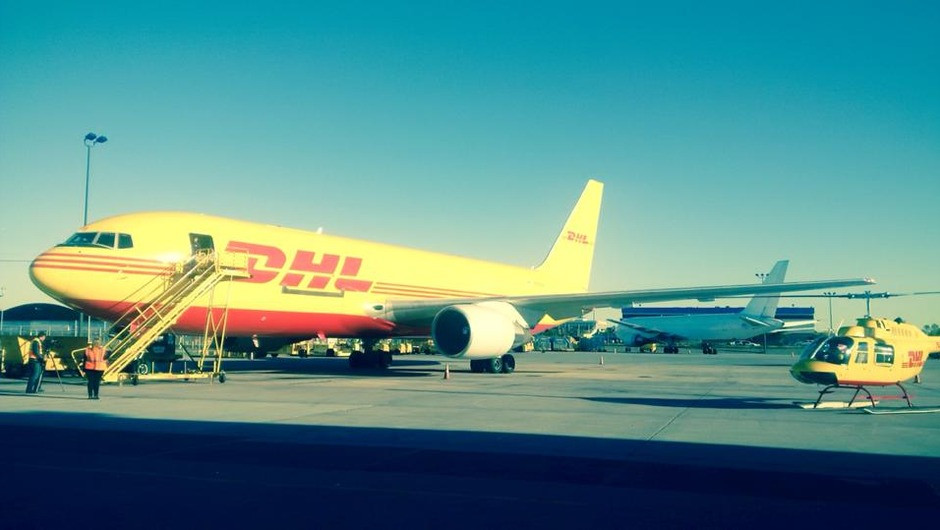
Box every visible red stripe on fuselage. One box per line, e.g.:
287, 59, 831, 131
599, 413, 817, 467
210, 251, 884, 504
373, 282, 501, 298
40, 252, 166, 265
370, 288, 446, 299
78, 299, 400, 337
30, 262, 171, 276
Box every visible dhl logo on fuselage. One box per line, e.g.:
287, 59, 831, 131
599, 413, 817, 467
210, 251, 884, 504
225, 241, 372, 293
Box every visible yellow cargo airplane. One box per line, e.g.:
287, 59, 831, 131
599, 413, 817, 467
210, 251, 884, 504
30, 180, 874, 373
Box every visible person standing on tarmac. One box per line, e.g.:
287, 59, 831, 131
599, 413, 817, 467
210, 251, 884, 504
83, 339, 107, 400
25, 331, 46, 394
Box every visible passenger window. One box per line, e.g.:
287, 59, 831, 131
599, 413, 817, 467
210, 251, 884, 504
854, 343, 868, 364
96, 232, 116, 248
875, 344, 894, 364
118, 233, 133, 249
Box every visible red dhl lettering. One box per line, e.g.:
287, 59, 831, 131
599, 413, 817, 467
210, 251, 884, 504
902, 350, 925, 369
224, 241, 373, 292
566, 231, 590, 245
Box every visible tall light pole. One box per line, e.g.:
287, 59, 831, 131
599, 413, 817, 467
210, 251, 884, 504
823, 291, 836, 333
82, 133, 107, 340
83, 132, 108, 225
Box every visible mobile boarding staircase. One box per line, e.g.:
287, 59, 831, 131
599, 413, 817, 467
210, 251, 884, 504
73, 249, 249, 384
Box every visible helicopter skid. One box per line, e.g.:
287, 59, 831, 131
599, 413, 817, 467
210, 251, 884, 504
795, 400, 876, 410
806, 382, 913, 410
861, 407, 940, 415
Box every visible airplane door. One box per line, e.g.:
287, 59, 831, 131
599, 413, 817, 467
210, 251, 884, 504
190, 233, 215, 254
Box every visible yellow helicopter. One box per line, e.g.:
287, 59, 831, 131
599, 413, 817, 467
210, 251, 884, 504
784, 290, 940, 411
790, 316, 940, 409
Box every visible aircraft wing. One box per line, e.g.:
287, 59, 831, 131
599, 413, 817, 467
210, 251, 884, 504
773, 319, 818, 333
738, 315, 784, 328
607, 319, 681, 342
612, 319, 668, 336
381, 277, 875, 328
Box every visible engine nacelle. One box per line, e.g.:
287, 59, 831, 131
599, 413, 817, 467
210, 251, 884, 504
431, 302, 531, 359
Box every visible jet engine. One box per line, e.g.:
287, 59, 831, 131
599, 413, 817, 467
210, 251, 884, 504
431, 302, 531, 358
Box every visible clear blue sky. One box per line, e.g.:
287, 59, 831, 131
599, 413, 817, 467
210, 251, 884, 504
1, 1, 938, 327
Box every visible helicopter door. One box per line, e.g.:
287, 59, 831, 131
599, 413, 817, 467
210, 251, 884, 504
852, 341, 872, 379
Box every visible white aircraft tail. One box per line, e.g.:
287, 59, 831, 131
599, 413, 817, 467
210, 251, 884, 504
743, 260, 788, 318
534, 179, 604, 292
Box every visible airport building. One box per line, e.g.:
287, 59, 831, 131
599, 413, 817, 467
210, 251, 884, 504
0, 303, 108, 338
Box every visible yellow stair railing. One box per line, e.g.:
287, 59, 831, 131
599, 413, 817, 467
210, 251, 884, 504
100, 250, 248, 382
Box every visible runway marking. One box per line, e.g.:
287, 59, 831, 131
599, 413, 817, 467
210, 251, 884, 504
646, 388, 716, 441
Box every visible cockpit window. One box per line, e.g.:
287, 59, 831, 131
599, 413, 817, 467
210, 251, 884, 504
59, 232, 134, 249
798, 337, 826, 361
62, 232, 98, 247
811, 337, 854, 365
97, 232, 115, 248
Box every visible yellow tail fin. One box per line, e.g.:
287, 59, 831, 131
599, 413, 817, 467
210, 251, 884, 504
535, 179, 604, 292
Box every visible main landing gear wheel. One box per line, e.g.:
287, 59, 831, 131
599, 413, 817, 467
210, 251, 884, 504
500, 354, 515, 374
469, 354, 516, 374
486, 356, 503, 374
376, 351, 392, 369
348, 350, 393, 370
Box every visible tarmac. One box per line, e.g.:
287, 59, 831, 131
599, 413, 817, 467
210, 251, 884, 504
1, 349, 938, 528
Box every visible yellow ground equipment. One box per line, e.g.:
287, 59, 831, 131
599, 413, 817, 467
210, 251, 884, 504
1, 336, 86, 378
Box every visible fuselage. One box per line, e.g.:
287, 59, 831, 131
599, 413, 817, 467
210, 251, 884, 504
790, 318, 940, 386
30, 211, 575, 338
616, 313, 783, 343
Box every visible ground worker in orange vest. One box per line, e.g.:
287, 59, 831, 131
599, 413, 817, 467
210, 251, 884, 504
25, 331, 46, 394
84, 339, 108, 400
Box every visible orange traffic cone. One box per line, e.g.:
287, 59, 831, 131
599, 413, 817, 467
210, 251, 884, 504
443, 363, 450, 380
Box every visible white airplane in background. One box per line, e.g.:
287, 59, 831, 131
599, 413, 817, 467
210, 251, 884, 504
612, 260, 816, 353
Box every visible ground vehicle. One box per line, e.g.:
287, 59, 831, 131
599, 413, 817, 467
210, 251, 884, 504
2, 335, 87, 378
533, 336, 575, 352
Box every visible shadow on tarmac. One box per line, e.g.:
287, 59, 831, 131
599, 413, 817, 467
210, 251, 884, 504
585, 396, 799, 410
1, 411, 937, 528
223, 356, 442, 376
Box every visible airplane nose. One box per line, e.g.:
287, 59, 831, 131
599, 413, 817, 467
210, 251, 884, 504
29, 249, 75, 302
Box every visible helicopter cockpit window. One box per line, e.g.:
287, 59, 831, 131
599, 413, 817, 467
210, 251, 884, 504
798, 337, 827, 361
813, 337, 854, 365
